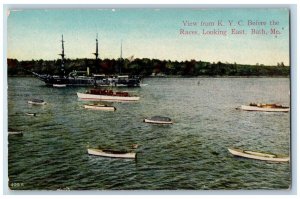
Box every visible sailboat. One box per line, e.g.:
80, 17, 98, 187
31, 35, 141, 87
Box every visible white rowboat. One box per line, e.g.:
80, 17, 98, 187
84, 104, 116, 111
87, 148, 136, 159
25, 112, 37, 116
144, 116, 173, 124
53, 84, 67, 88
28, 99, 47, 105
77, 92, 140, 102
8, 131, 23, 136
228, 148, 289, 162
238, 105, 289, 112
144, 119, 173, 124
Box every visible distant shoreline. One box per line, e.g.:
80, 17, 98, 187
7, 58, 290, 77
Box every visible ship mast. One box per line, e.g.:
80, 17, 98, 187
119, 40, 123, 74
58, 34, 66, 77
93, 34, 99, 60
93, 34, 99, 74
120, 40, 123, 60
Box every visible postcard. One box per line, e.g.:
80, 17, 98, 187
7, 8, 291, 191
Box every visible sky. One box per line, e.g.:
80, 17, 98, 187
7, 8, 290, 65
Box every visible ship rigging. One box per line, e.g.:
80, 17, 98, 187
31, 35, 141, 87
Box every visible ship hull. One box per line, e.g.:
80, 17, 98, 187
32, 72, 140, 87
77, 92, 140, 102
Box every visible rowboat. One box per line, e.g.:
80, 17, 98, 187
28, 99, 47, 105
228, 148, 289, 162
77, 89, 139, 102
53, 84, 67, 88
144, 116, 173, 124
25, 112, 37, 116
8, 131, 23, 136
237, 103, 289, 112
84, 104, 116, 111
87, 148, 136, 159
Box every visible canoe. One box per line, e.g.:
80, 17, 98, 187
238, 105, 289, 112
144, 116, 173, 124
84, 104, 116, 111
28, 99, 47, 105
228, 148, 289, 162
87, 148, 136, 159
77, 92, 140, 102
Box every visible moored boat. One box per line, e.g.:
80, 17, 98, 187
143, 116, 173, 124
84, 104, 116, 111
28, 99, 47, 105
87, 148, 136, 159
53, 84, 67, 88
228, 148, 289, 162
25, 112, 37, 116
77, 89, 140, 102
8, 131, 23, 136
8, 128, 23, 136
237, 103, 289, 112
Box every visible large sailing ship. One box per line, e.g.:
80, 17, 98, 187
32, 35, 141, 87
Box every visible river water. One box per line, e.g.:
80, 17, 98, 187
7, 77, 290, 190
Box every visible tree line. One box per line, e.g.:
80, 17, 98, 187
7, 58, 290, 77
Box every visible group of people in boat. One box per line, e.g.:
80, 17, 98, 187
249, 102, 286, 108
88, 89, 129, 97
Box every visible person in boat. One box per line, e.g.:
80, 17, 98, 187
249, 102, 285, 108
